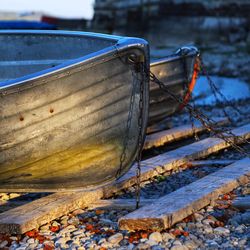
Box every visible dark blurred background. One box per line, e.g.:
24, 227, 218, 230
91, 0, 250, 83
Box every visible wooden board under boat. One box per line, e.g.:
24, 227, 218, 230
0, 30, 149, 192
149, 46, 199, 125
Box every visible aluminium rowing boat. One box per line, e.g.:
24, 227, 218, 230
0, 30, 149, 192
149, 46, 199, 125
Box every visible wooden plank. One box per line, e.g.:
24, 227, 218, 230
144, 117, 228, 150
119, 158, 250, 231
104, 124, 250, 197
232, 196, 250, 210
89, 199, 156, 210
0, 190, 103, 234
0, 124, 249, 234
189, 159, 236, 166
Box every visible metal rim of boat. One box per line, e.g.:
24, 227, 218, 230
150, 46, 199, 67
0, 30, 149, 92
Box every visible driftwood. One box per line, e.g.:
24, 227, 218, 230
119, 158, 250, 231
0, 123, 249, 234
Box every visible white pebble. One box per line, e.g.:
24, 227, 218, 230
149, 232, 162, 243
108, 233, 123, 245
214, 227, 230, 235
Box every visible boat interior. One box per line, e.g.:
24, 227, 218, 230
0, 32, 117, 84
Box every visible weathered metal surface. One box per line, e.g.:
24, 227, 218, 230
0, 30, 149, 191
149, 47, 199, 125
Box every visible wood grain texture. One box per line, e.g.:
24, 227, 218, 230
190, 159, 236, 166
119, 158, 250, 231
104, 124, 250, 197
0, 124, 249, 234
89, 198, 156, 210
0, 190, 104, 234
144, 117, 228, 150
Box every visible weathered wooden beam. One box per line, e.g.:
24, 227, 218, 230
104, 124, 250, 197
144, 117, 228, 150
0, 190, 103, 234
189, 159, 236, 167
0, 124, 249, 234
89, 198, 156, 210
119, 158, 250, 231
232, 196, 250, 210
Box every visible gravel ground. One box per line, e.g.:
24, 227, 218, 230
0, 90, 250, 249
0, 183, 249, 250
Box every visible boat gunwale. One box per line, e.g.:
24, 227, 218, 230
150, 48, 199, 67
0, 30, 148, 93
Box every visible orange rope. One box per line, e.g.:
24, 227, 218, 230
179, 58, 200, 110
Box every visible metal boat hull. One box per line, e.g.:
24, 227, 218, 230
0, 31, 149, 191
149, 47, 199, 125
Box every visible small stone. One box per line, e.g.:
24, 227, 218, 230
60, 219, 68, 226
108, 233, 123, 245
203, 225, 213, 234
14, 247, 27, 250
145, 239, 158, 246
26, 243, 38, 250
99, 218, 116, 226
98, 238, 106, 245
206, 206, 214, 212
207, 240, 219, 250
173, 240, 182, 246
9, 193, 21, 199
176, 222, 186, 229
68, 217, 79, 225
72, 229, 85, 236
149, 232, 162, 243
235, 225, 246, 233
162, 232, 175, 242
135, 242, 151, 250
186, 223, 196, 230
214, 227, 230, 235
40, 224, 50, 231
193, 213, 203, 222
151, 246, 165, 250
55, 237, 71, 246
51, 221, 60, 227
184, 240, 198, 250
171, 245, 188, 250
10, 236, 18, 241
202, 219, 215, 226
127, 243, 136, 250
0, 240, 8, 248
238, 239, 247, 247
21, 236, 29, 243
232, 241, 238, 247
72, 209, 85, 216
27, 238, 35, 244
60, 215, 69, 220
0, 193, 9, 200
195, 222, 203, 228
59, 225, 76, 235
101, 242, 114, 249
59, 243, 69, 249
